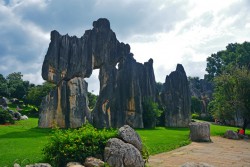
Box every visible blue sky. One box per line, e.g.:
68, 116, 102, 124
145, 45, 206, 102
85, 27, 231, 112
1, 0, 250, 94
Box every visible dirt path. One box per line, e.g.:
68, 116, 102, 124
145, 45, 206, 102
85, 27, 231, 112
148, 136, 250, 167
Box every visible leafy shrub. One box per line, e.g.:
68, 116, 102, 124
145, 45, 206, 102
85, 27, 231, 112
143, 98, 163, 128
0, 108, 14, 124
43, 123, 118, 167
200, 114, 214, 122
191, 113, 200, 119
191, 113, 214, 122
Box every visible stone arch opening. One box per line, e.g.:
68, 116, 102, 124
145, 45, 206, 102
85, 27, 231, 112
85, 69, 100, 111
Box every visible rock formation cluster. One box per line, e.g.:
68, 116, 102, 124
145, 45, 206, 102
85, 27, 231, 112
39, 18, 191, 128
39, 18, 156, 128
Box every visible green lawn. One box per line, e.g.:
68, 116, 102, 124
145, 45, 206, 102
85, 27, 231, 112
136, 127, 190, 155
0, 118, 249, 167
0, 118, 51, 167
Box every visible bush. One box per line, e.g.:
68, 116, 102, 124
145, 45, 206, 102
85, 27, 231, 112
43, 123, 118, 167
191, 113, 200, 119
143, 98, 163, 128
0, 109, 14, 124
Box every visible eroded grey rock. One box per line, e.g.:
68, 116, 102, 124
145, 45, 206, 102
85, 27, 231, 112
104, 138, 145, 167
66, 162, 85, 167
224, 130, 239, 140
161, 64, 191, 127
40, 18, 157, 128
39, 77, 91, 128
25, 163, 52, 167
189, 122, 211, 142
118, 125, 143, 152
84, 157, 104, 167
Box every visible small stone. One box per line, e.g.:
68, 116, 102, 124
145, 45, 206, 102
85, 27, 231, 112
84, 157, 104, 167
67, 162, 85, 167
25, 163, 52, 167
224, 130, 239, 140
14, 163, 21, 167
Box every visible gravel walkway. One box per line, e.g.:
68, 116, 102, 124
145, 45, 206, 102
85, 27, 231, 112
148, 136, 250, 167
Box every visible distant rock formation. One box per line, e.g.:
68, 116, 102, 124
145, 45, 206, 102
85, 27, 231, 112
39, 18, 156, 128
161, 64, 191, 127
189, 78, 213, 114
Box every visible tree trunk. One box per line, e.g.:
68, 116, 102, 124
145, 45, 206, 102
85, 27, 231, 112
242, 118, 249, 135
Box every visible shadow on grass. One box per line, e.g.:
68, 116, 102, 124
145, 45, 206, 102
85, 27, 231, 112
0, 127, 52, 139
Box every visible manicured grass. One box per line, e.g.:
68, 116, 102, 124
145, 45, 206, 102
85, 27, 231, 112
210, 123, 250, 136
1, 118, 249, 166
0, 118, 51, 167
136, 127, 191, 155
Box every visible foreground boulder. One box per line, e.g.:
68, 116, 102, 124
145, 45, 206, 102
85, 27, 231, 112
67, 162, 85, 167
189, 122, 211, 142
118, 125, 143, 152
104, 138, 144, 167
224, 130, 239, 140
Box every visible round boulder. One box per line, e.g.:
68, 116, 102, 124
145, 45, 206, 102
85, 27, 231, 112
104, 138, 145, 167
118, 125, 142, 151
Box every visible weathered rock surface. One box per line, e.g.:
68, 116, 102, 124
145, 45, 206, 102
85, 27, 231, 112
0, 97, 8, 107
84, 157, 104, 167
40, 18, 156, 128
67, 162, 85, 167
104, 138, 145, 167
189, 122, 211, 142
224, 130, 239, 140
161, 64, 191, 127
25, 163, 52, 167
13, 163, 21, 167
118, 125, 143, 152
39, 77, 90, 128
93, 55, 156, 128
189, 79, 213, 115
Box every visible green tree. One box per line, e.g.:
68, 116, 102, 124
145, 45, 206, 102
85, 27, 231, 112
87, 92, 98, 110
188, 76, 201, 90
205, 42, 250, 81
6, 72, 28, 99
143, 98, 163, 128
210, 67, 250, 131
191, 96, 202, 114
156, 82, 163, 93
0, 74, 8, 97
26, 82, 56, 106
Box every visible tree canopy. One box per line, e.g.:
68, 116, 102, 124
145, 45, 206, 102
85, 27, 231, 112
205, 42, 250, 81
206, 41, 250, 129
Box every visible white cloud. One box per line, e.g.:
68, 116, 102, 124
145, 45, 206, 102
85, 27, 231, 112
1, 0, 250, 92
